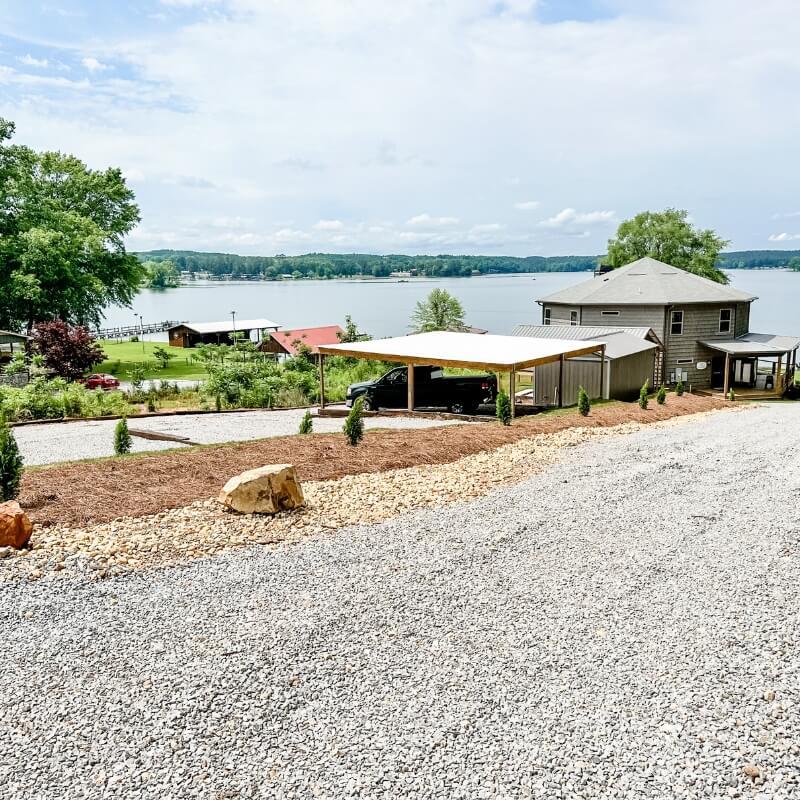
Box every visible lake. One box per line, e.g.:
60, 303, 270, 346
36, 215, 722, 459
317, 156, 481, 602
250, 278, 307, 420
102, 269, 800, 340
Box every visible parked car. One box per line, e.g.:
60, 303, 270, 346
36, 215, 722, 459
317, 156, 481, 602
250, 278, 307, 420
346, 365, 497, 414
81, 373, 120, 390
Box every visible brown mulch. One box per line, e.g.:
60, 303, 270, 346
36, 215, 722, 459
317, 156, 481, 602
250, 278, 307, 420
20, 395, 728, 528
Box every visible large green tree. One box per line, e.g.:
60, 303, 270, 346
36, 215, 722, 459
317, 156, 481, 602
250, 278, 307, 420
606, 208, 730, 284
0, 118, 144, 333
410, 288, 465, 332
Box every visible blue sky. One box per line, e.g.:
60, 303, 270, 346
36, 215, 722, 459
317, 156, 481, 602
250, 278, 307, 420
2, 0, 799, 256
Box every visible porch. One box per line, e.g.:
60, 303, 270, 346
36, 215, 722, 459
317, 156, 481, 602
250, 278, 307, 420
698, 333, 799, 399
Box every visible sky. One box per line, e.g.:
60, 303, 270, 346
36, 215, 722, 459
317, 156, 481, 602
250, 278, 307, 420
1, 0, 799, 257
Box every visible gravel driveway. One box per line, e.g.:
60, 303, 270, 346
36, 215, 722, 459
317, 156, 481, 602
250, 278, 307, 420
2, 403, 799, 798
13, 408, 468, 465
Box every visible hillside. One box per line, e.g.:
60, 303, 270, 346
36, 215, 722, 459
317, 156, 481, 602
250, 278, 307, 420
135, 249, 800, 279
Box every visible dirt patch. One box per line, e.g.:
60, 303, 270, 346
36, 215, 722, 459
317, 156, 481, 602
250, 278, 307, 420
21, 394, 726, 527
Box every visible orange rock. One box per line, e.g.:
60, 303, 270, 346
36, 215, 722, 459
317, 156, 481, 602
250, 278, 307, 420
0, 500, 33, 549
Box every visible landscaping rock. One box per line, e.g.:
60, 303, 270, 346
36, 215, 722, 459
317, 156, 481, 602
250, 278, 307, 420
0, 501, 33, 549
218, 464, 305, 515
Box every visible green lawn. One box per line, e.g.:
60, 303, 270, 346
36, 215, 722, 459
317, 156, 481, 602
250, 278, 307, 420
97, 340, 207, 381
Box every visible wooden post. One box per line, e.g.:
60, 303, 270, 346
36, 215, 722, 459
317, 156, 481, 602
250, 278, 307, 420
407, 363, 415, 411
509, 367, 516, 420
318, 354, 326, 409
723, 352, 731, 398
775, 354, 782, 394
598, 344, 606, 400
558, 354, 565, 408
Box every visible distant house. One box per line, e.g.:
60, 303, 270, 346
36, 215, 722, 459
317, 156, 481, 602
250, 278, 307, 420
513, 324, 659, 405
260, 325, 346, 357
537, 257, 799, 393
167, 318, 279, 348
0, 330, 29, 363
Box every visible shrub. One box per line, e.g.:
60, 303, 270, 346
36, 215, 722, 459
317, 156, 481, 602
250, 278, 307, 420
496, 390, 511, 425
147, 393, 157, 413
577, 386, 590, 417
638, 380, 649, 409
152, 346, 175, 370
0, 414, 23, 501
728, 388, 735, 402
32, 321, 106, 380
656, 385, 667, 405
298, 409, 313, 434
114, 417, 132, 455
675, 381, 684, 396
343, 397, 365, 446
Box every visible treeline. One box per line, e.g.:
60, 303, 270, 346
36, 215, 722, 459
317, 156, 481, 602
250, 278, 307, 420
135, 251, 599, 279
134, 249, 800, 280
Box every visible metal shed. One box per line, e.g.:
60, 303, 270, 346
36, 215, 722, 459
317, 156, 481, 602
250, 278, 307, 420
512, 324, 660, 406
167, 318, 279, 348
318, 330, 605, 418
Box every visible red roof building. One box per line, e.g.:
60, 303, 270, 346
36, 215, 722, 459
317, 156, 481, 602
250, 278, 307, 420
261, 325, 346, 357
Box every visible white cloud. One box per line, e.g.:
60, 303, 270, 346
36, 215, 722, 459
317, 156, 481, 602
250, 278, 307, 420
772, 211, 800, 219
768, 232, 800, 242
406, 214, 461, 227
274, 228, 311, 242
514, 200, 540, 211
19, 54, 49, 68
539, 208, 615, 228
80, 57, 108, 72
314, 219, 345, 230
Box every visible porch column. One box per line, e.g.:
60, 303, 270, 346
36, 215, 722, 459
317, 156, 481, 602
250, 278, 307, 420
558, 354, 565, 408
407, 363, 415, 411
509, 367, 516, 420
318, 354, 326, 409
723, 352, 731, 398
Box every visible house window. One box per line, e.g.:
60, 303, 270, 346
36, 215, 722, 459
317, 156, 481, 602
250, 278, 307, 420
570, 310, 578, 326
676, 359, 693, 365
670, 310, 684, 336
601, 310, 620, 317
719, 308, 732, 334
543, 308, 551, 326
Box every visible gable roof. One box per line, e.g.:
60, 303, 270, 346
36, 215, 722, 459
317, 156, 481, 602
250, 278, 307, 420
171, 318, 279, 334
537, 257, 756, 306
511, 324, 658, 360
269, 325, 346, 355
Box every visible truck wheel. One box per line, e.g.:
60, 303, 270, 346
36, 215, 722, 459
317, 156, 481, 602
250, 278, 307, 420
449, 401, 466, 414
362, 397, 376, 411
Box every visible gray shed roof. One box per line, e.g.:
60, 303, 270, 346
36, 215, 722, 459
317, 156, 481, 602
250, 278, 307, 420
0, 330, 29, 343
537, 257, 756, 306
698, 332, 800, 356
511, 324, 658, 360
170, 318, 279, 334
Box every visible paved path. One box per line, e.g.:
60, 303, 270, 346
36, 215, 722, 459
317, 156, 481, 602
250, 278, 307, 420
13, 408, 468, 465
2, 404, 799, 798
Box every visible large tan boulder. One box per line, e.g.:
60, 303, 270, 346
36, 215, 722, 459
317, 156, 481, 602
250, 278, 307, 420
0, 500, 33, 549
218, 464, 305, 515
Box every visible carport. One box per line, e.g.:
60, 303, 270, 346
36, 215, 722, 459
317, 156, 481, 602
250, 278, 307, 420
318, 331, 606, 419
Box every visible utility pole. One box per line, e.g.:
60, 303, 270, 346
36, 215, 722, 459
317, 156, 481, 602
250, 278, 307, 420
231, 310, 237, 350
138, 314, 145, 353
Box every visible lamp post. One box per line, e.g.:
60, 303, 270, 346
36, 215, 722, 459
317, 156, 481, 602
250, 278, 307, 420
231, 310, 237, 350
138, 314, 145, 353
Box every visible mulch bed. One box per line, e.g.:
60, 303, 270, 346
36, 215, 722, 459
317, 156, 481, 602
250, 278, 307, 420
21, 395, 727, 527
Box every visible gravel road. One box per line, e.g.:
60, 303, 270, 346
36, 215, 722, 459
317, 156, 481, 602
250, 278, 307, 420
2, 403, 799, 798
12, 409, 468, 465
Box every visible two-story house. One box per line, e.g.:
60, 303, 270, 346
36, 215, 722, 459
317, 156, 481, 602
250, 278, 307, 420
537, 256, 798, 393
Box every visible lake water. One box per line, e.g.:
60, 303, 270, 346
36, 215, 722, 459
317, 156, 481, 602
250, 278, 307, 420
102, 269, 800, 340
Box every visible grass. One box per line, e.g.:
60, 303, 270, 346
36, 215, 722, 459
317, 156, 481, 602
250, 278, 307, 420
97, 340, 207, 381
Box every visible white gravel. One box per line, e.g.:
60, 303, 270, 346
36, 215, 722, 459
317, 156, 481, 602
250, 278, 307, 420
2, 402, 799, 798
12, 408, 469, 465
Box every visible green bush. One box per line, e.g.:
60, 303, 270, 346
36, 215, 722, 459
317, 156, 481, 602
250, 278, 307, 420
147, 393, 157, 413
0, 378, 129, 422
728, 388, 735, 402
114, 417, 132, 455
496, 390, 511, 425
343, 397, 365, 446
298, 409, 313, 434
656, 385, 667, 405
577, 386, 590, 417
0, 414, 23, 501
675, 381, 684, 396
639, 380, 649, 409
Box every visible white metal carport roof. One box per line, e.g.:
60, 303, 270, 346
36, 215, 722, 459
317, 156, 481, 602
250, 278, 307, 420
318, 331, 605, 371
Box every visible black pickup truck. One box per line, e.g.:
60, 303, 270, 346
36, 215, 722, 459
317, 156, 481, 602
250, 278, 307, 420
346, 366, 497, 414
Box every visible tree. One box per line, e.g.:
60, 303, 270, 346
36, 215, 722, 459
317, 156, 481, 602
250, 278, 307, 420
789, 257, 800, 272
496, 390, 511, 425
577, 386, 591, 416
639, 380, 649, 409
298, 409, 313, 434
114, 418, 132, 455
410, 289, 465, 332
337, 315, 370, 343
152, 346, 176, 370
33, 321, 106, 381
675, 381, 685, 396
606, 209, 730, 284
0, 118, 144, 333
656, 385, 667, 405
0, 413, 23, 501
144, 260, 180, 289
343, 397, 365, 445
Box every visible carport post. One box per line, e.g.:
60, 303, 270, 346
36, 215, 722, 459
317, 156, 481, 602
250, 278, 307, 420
318, 354, 326, 410
723, 352, 731, 397
407, 363, 415, 411
558, 354, 565, 408
599, 343, 606, 400
509, 366, 516, 420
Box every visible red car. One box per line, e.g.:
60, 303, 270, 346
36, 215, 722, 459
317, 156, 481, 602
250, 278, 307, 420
82, 373, 120, 390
